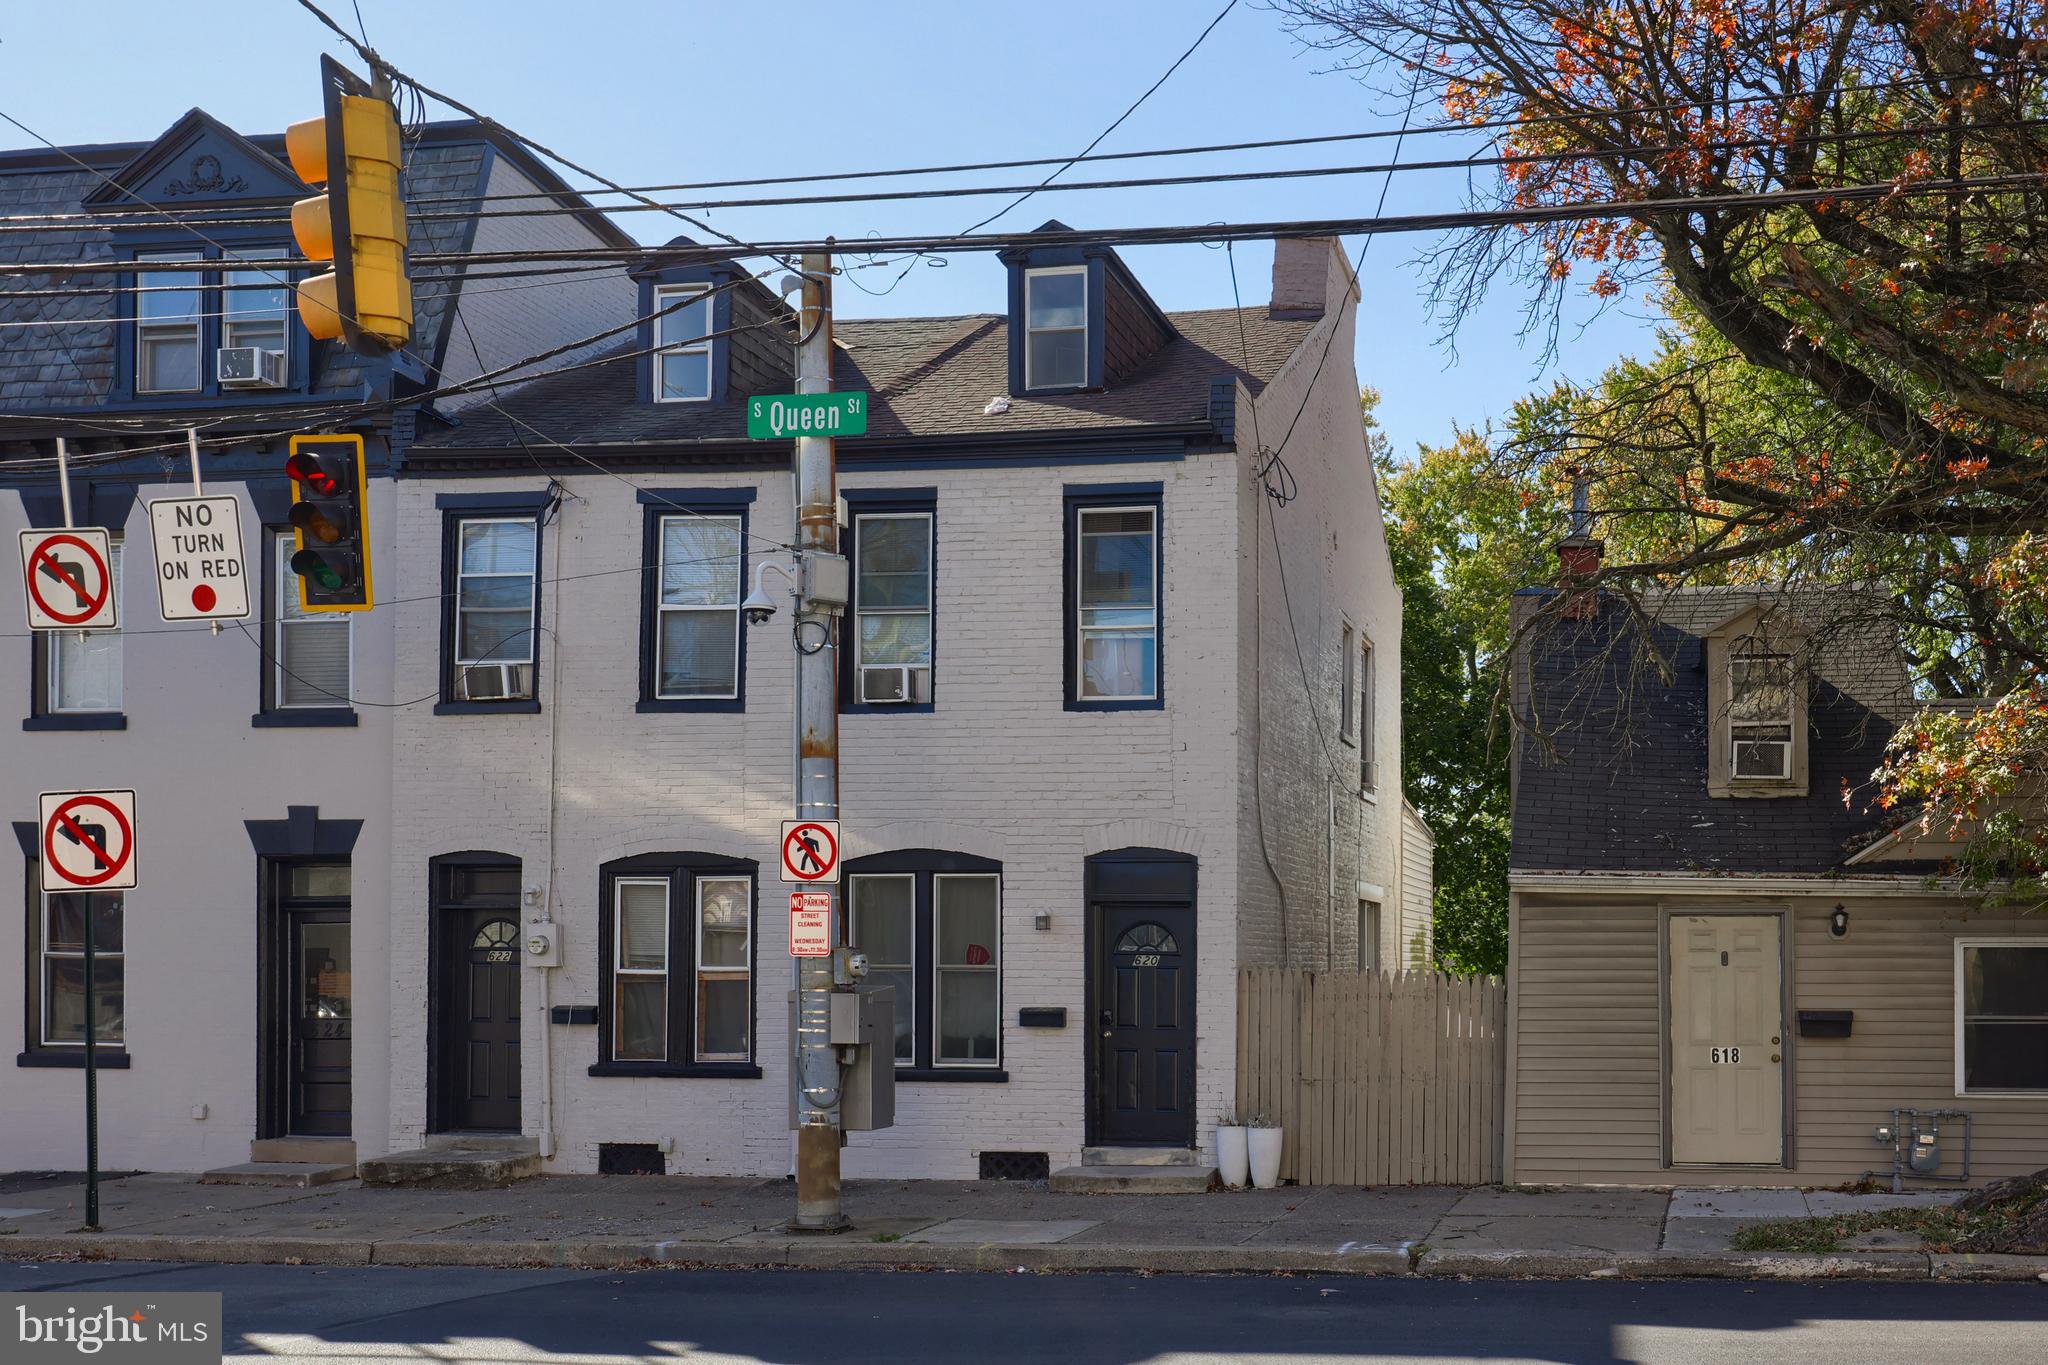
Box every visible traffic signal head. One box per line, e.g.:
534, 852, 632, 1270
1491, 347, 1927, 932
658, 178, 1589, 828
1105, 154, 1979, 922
287, 57, 412, 352
286, 434, 373, 612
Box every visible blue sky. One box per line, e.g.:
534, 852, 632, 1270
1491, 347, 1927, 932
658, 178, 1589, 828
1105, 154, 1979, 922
0, 0, 1660, 459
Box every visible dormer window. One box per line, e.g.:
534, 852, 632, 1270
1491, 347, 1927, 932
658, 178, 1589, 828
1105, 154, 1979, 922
654, 285, 712, 402
136, 250, 203, 393
1024, 266, 1087, 390
128, 245, 296, 397
224, 252, 289, 356
1729, 654, 1793, 779
1705, 615, 1809, 797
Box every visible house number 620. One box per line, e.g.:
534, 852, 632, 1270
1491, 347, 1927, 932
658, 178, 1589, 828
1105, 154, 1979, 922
1711, 1046, 1741, 1064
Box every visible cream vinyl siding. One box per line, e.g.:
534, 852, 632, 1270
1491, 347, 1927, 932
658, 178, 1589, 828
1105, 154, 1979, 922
1398, 803, 1434, 966
1789, 897, 2048, 1182
1511, 900, 1666, 1183
1511, 892, 2048, 1186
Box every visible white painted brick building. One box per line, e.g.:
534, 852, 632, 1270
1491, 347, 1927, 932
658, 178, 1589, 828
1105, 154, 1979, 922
385, 233, 1428, 1178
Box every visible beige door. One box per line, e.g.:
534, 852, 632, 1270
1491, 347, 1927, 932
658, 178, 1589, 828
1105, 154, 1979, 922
1670, 914, 1783, 1165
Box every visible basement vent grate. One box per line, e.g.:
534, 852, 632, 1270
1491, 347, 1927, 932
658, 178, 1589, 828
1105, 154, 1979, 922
598, 1143, 666, 1175
978, 1150, 1050, 1182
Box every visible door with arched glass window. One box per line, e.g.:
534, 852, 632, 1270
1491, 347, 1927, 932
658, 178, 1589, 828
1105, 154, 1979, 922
1090, 901, 1197, 1146
430, 857, 522, 1132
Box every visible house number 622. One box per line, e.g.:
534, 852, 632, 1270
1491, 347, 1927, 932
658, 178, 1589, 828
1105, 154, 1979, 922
1711, 1046, 1741, 1064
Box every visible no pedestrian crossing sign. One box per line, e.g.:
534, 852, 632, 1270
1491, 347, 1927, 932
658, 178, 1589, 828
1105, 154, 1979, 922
790, 891, 832, 957
148, 495, 250, 622
18, 527, 117, 631
39, 789, 137, 891
780, 819, 840, 883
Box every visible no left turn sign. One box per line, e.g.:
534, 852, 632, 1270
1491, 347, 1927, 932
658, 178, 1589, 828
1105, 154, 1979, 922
19, 528, 117, 631
780, 819, 840, 883
39, 789, 137, 891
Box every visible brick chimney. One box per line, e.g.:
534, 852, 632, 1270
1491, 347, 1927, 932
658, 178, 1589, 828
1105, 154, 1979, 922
1557, 476, 1603, 620
1270, 236, 1340, 319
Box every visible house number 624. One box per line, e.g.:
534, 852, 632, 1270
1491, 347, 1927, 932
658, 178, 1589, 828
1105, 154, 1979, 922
1711, 1046, 1741, 1064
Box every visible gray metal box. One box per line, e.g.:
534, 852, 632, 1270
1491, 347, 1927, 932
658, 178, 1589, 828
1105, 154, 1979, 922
788, 987, 895, 1132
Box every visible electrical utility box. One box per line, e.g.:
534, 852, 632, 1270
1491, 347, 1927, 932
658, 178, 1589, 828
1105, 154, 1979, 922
788, 987, 896, 1132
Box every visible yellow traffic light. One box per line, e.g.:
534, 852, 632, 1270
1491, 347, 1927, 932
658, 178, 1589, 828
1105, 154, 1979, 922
287, 59, 412, 352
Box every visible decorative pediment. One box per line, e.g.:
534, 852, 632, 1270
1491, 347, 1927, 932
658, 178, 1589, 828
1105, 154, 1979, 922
84, 108, 307, 211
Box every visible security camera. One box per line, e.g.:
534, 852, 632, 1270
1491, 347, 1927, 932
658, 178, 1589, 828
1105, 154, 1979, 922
741, 584, 779, 625
741, 559, 795, 626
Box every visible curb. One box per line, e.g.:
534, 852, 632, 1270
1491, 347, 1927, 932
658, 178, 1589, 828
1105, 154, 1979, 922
5, 1234, 2034, 1281
1930, 1254, 2048, 1282
1416, 1249, 1933, 1280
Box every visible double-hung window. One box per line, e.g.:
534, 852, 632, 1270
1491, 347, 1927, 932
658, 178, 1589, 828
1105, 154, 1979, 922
611, 878, 670, 1062
1359, 636, 1377, 792
1340, 623, 1357, 744
135, 250, 203, 393
654, 513, 742, 699
34, 887, 125, 1053
1070, 496, 1160, 705
450, 517, 538, 703
1729, 653, 1793, 780
1024, 266, 1087, 390
271, 534, 351, 709
1956, 940, 2048, 1094
224, 252, 289, 363
845, 851, 1004, 1076
597, 854, 758, 1075
44, 540, 124, 716
653, 285, 712, 401
852, 510, 933, 705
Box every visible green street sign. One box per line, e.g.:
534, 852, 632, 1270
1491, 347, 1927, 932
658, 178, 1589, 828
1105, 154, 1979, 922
747, 391, 869, 440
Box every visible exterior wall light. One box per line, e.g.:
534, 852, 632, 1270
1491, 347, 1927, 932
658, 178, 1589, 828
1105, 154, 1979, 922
1830, 904, 1850, 938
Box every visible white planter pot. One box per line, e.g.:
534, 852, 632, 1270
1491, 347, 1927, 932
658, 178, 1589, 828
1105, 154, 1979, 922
1216, 1126, 1250, 1187
1248, 1126, 1284, 1189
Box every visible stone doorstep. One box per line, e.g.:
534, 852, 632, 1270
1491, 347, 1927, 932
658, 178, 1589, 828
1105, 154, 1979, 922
1048, 1165, 1219, 1195
250, 1137, 357, 1166
1080, 1146, 1202, 1168
196, 1163, 358, 1190
357, 1148, 542, 1190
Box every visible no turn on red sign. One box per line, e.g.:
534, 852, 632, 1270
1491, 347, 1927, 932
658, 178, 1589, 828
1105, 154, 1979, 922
39, 789, 137, 891
18, 528, 117, 631
148, 495, 249, 622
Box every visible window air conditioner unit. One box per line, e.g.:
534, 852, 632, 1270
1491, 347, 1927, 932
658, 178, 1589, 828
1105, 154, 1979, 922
461, 663, 518, 701
1733, 737, 1792, 780
218, 347, 287, 388
860, 665, 930, 704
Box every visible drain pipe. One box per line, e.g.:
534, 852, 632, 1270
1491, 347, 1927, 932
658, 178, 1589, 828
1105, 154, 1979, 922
533, 483, 569, 1162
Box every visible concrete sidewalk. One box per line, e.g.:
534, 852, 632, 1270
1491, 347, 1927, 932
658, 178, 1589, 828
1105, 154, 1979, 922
2, 1172, 2042, 1282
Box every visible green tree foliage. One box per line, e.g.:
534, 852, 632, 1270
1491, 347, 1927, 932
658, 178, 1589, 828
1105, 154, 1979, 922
1377, 402, 1523, 973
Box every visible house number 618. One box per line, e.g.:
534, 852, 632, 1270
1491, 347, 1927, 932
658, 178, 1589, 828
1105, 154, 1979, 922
1711, 1046, 1741, 1064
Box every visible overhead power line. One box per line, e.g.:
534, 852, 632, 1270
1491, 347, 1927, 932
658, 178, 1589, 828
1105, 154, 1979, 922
5, 169, 2037, 285
395, 116, 2048, 223
398, 60, 2048, 206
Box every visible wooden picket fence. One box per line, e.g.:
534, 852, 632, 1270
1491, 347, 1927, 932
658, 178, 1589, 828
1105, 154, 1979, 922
1236, 967, 1505, 1186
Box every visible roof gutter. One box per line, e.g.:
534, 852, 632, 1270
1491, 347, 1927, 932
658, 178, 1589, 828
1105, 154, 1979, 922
1509, 870, 1961, 897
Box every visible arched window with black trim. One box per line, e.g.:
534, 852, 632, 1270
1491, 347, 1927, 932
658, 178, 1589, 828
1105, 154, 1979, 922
594, 852, 759, 1078
844, 849, 1003, 1079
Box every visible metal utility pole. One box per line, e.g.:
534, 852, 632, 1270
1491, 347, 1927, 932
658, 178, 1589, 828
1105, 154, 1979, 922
790, 250, 847, 1232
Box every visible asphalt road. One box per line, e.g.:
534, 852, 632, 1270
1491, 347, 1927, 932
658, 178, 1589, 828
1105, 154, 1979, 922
3, 1260, 2044, 1363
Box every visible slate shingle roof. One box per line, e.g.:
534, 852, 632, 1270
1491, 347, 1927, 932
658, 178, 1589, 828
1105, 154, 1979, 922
1510, 589, 1904, 875
0, 133, 493, 419
413, 306, 1317, 452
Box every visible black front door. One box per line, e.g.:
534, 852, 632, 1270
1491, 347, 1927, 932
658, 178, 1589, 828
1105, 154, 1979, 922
438, 906, 521, 1131
1091, 902, 1197, 1146
290, 911, 353, 1136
